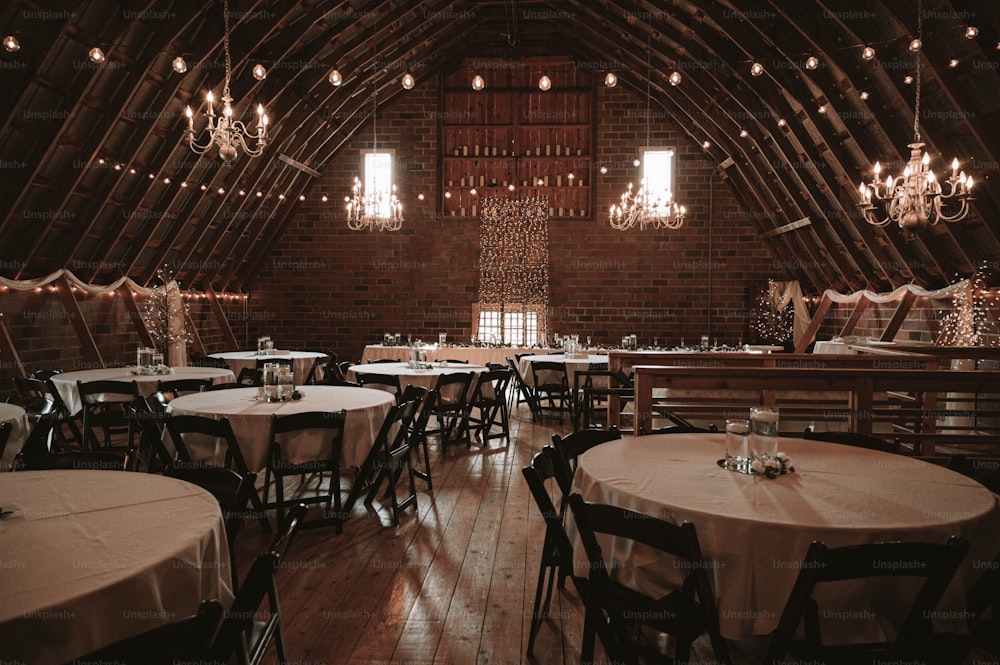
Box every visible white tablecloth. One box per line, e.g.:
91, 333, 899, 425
209, 351, 327, 385
813, 340, 855, 355
361, 344, 576, 366
50, 366, 236, 415
0, 403, 31, 470
0, 470, 233, 665
517, 353, 609, 388
348, 362, 488, 401
572, 434, 1000, 640
166, 386, 394, 469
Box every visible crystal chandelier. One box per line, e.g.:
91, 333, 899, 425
610, 39, 685, 231
185, 0, 268, 163
610, 183, 685, 230
345, 91, 404, 231
857, 1, 972, 233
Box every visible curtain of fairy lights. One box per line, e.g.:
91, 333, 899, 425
479, 196, 550, 341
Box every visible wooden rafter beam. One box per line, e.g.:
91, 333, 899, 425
55, 275, 102, 367
794, 293, 833, 353
204, 285, 239, 351
880, 289, 918, 342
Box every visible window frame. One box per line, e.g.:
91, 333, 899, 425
472, 303, 546, 346
641, 147, 676, 195
362, 149, 396, 218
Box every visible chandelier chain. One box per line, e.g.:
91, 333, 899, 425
913, 0, 921, 142
222, 0, 232, 99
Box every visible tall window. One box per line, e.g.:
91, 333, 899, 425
642, 148, 675, 193
364, 150, 394, 217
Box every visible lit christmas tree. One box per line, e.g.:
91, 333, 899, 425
141, 266, 192, 362
750, 280, 793, 345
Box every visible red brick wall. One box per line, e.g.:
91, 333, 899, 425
0, 282, 247, 391
248, 74, 788, 361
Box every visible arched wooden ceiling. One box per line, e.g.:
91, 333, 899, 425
0, 0, 998, 294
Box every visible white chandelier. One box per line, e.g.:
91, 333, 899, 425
185, 0, 268, 162
610, 181, 686, 230
610, 40, 685, 231
857, 1, 972, 233
346, 91, 404, 231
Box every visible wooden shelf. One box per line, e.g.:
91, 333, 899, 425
439, 57, 595, 220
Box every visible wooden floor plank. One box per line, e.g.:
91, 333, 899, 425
232, 407, 707, 665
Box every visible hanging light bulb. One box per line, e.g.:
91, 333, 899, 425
909, 38, 922, 52
965, 26, 979, 39
252, 63, 267, 80
604, 72, 617, 87
538, 75, 551, 91
172, 56, 188, 73
750, 62, 764, 76
89, 47, 106, 63
862, 46, 876, 60
471, 74, 485, 91
3, 35, 20, 52
668, 71, 681, 86
328, 69, 342, 86
805, 56, 819, 70
401, 72, 415, 89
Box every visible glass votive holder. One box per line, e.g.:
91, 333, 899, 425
725, 419, 750, 471
750, 406, 780, 457
152, 352, 164, 369
439, 332, 447, 346
394, 333, 401, 346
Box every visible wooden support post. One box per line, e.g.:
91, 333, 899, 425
793, 293, 832, 353
0, 313, 27, 378
634, 368, 653, 435
880, 289, 918, 342
118, 284, 155, 349
204, 285, 239, 351
839, 298, 870, 337
185, 311, 207, 357
55, 275, 103, 367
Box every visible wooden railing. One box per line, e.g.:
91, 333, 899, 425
625, 364, 1000, 456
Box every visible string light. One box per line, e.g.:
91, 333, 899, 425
479, 196, 550, 343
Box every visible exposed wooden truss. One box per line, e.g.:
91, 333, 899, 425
0, 0, 997, 293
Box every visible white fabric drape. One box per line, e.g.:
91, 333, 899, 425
769, 280, 812, 347
0, 269, 156, 296
822, 280, 969, 305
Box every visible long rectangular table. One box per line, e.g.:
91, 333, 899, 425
361, 344, 572, 366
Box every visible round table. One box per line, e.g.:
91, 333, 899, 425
518, 353, 608, 389
209, 351, 328, 386
572, 434, 1000, 640
50, 366, 236, 415
348, 361, 488, 401
166, 386, 394, 470
0, 403, 31, 470
0, 470, 233, 665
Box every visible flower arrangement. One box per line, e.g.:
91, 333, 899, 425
750, 452, 795, 478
